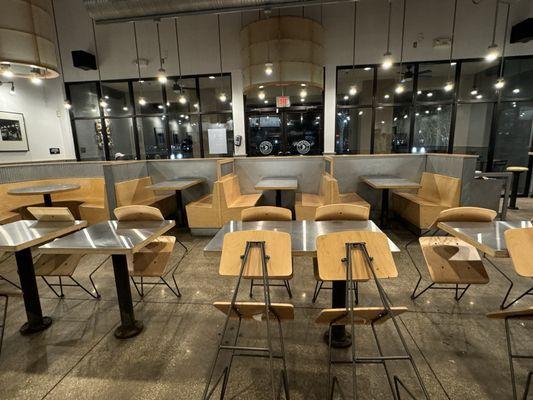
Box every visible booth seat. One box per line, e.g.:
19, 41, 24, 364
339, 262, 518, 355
185, 183, 222, 229
114, 176, 176, 217
391, 172, 461, 229
330, 179, 371, 216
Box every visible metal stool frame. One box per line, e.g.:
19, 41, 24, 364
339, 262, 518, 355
504, 316, 533, 400
0, 294, 7, 357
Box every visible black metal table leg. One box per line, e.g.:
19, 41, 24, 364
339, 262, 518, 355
43, 193, 52, 207
175, 190, 187, 227
111, 254, 143, 339
509, 171, 521, 210
275, 190, 282, 207
380, 188, 389, 227
15, 248, 52, 335
323, 280, 352, 348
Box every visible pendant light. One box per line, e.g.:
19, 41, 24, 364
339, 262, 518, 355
156, 21, 167, 84
395, 0, 407, 94
382, 0, 393, 69
494, 2, 511, 90
349, 1, 358, 97
50, 0, 71, 109
485, 0, 500, 62
91, 19, 106, 109
133, 22, 146, 106
216, 15, 227, 103
174, 18, 187, 105
443, 0, 458, 92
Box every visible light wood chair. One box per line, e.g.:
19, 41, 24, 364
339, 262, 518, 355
241, 206, 293, 298
203, 230, 292, 399
29, 207, 103, 299
315, 231, 429, 400
487, 307, 533, 400
312, 204, 370, 303
408, 207, 494, 302
114, 205, 183, 299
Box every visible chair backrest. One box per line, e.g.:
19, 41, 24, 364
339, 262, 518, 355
241, 206, 292, 222
28, 206, 75, 222
504, 227, 533, 277
315, 306, 408, 325
214, 301, 295, 321
433, 206, 497, 226
315, 204, 369, 221
316, 231, 397, 281
114, 177, 156, 206
114, 205, 164, 221
217, 159, 235, 180
219, 230, 292, 279
417, 172, 461, 207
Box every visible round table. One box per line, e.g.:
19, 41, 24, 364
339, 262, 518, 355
8, 183, 81, 207
506, 166, 528, 210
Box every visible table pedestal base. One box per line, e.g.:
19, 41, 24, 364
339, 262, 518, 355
112, 254, 142, 340
323, 329, 352, 348
114, 320, 143, 339
20, 316, 52, 335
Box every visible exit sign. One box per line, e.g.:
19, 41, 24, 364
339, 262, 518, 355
276, 96, 291, 108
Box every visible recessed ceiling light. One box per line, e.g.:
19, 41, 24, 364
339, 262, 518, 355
209, 75, 215, 79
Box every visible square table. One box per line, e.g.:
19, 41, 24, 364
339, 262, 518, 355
40, 219, 175, 339
255, 177, 298, 208
146, 178, 205, 227
361, 175, 420, 227
8, 183, 81, 207
0, 219, 87, 334
204, 220, 399, 348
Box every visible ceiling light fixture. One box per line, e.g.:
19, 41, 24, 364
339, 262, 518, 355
470, 89, 478, 96
485, 1, 501, 62
64, 100, 72, 109
513, 88, 520, 94
395, 0, 407, 95
265, 62, 273, 76
155, 22, 167, 84
174, 18, 187, 105
382, 0, 394, 69
349, 86, 357, 96
1, 65, 14, 79
300, 89, 307, 98
494, 2, 511, 91
258, 91, 266, 100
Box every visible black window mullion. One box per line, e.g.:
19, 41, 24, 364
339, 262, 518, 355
96, 82, 111, 160
196, 77, 205, 158
64, 84, 81, 161
128, 81, 141, 160
408, 64, 419, 151
370, 66, 377, 154
447, 61, 461, 154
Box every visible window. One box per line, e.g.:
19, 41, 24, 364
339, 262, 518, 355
201, 114, 234, 157
374, 106, 411, 154
416, 63, 456, 103
376, 64, 413, 105
502, 58, 533, 100
335, 108, 372, 154
458, 60, 499, 102
337, 67, 373, 106
413, 105, 451, 153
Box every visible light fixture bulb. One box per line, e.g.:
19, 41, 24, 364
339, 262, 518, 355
64, 100, 71, 109
138, 97, 147, 106
394, 84, 405, 94
485, 45, 499, 62
300, 98, 305, 102
349, 86, 357, 96
382, 52, 393, 69
470, 88, 478, 96
444, 82, 454, 92
264, 62, 273, 76
513, 88, 520, 94
494, 78, 505, 90
426, 92, 433, 98
30, 76, 42, 85
178, 94, 187, 104
264, 100, 268, 104
476, 94, 483, 99
157, 68, 167, 84
122, 106, 128, 111
209, 75, 215, 80
194, 102, 199, 109
219, 93, 227, 102
258, 91, 266, 100
343, 95, 349, 100
1, 67, 13, 79
300, 89, 307, 98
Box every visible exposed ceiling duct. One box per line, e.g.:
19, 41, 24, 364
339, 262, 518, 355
83, 0, 355, 24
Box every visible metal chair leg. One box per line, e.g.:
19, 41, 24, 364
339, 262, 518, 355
130, 276, 143, 298
249, 279, 254, 298
0, 275, 21, 290
454, 284, 471, 301
283, 280, 292, 298
41, 276, 64, 298
0, 294, 7, 357
69, 277, 100, 299
59, 276, 64, 297
161, 276, 181, 299
483, 255, 516, 309
312, 281, 323, 303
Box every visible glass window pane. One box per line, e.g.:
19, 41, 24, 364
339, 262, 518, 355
376, 64, 414, 104
165, 78, 199, 114
133, 80, 164, 114
374, 106, 411, 153
336, 67, 374, 106
137, 116, 168, 159
101, 82, 132, 117
453, 103, 494, 170
416, 62, 456, 102
502, 58, 533, 100
201, 114, 234, 157
493, 102, 533, 190
246, 86, 283, 110
168, 114, 200, 158
199, 75, 232, 112
413, 104, 451, 153
73, 119, 105, 161
335, 108, 372, 154
458, 60, 499, 101
247, 114, 283, 156
69, 83, 99, 118
106, 118, 136, 160
284, 111, 322, 155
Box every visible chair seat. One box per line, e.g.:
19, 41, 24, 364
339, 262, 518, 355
487, 306, 533, 320
299, 193, 325, 207
315, 306, 408, 325
34, 254, 83, 276
189, 194, 214, 208
213, 301, 294, 320
419, 237, 489, 284
506, 166, 528, 173
393, 192, 440, 207
131, 236, 176, 277
0, 211, 21, 225
228, 193, 261, 208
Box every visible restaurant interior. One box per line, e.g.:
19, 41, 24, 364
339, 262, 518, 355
1, 0, 533, 399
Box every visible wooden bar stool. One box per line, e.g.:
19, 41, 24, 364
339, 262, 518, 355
487, 307, 533, 400
0, 294, 7, 357
315, 230, 429, 399
203, 230, 293, 400
506, 166, 528, 210
408, 207, 495, 301
241, 206, 293, 298
115, 205, 183, 299
312, 204, 369, 303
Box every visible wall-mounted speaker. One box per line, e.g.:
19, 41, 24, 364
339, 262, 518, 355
511, 18, 533, 43
71, 50, 96, 70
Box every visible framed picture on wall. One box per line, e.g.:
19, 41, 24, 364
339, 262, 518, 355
0, 111, 29, 152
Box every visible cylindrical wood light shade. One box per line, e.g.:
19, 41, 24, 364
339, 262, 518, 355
0, 0, 59, 79
240, 16, 324, 94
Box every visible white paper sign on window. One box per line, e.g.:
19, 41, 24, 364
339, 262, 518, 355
208, 128, 227, 154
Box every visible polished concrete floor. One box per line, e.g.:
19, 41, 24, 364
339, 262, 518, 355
0, 200, 532, 399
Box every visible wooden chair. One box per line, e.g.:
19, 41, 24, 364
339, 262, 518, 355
241, 206, 293, 298
312, 204, 370, 303
487, 307, 533, 400
203, 230, 292, 399
28, 207, 103, 299
218, 176, 262, 225
295, 174, 333, 220
114, 205, 182, 299
391, 172, 461, 230
185, 182, 222, 229
408, 207, 495, 301
315, 231, 429, 399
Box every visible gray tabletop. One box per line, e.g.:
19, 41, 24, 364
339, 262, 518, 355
8, 183, 81, 196
146, 178, 205, 191
0, 220, 87, 252
204, 220, 400, 256
438, 220, 533, 258
39, 220, 175, 255
255, 177, 298, 191
361, 175, 420, 190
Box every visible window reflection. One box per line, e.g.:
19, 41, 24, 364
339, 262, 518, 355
74, 119, 105, 161
336, 68, 373, 106
374, 106, 411, 154
199, 76, 232, 113
137, 117, 168, 159
376, 64, 414, 104
458, 60, 499, 101
165, 78, 198, 114
502, 58, 533, 100
416, 63, 455, 102
413, 105, 451, 153
335, 108, 372, 154
105, 118, 136, 160
69, 83, 99, 118
133, 80, 164, 114
101, 82, 132, 117
168, 114, 200, 158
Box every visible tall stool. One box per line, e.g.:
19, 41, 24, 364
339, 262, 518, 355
506, 166, 528, 210
312, 204, 369, 303
315, 230, 429, 399
115, 205, 183, 299
242, 206, 293, 298
487, 307, 533, 400
407, 207, 496, 301
203, 230, 293, 399
0, 294, 7, 357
